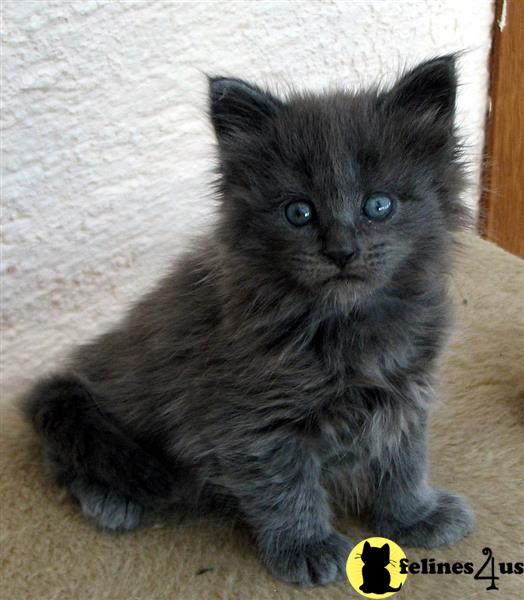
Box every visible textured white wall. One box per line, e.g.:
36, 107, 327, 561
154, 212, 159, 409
1, 0, 494, 400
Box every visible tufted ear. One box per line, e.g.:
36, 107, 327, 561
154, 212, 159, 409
208, 76, 284, 143
385, 55, 458, 123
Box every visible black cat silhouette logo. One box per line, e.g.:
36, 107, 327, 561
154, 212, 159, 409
360, 541, 402, 594
346, 537, 408, 598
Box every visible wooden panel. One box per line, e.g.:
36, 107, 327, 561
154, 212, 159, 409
481, 0, 524, 258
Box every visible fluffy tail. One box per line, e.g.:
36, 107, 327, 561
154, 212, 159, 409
23, 374, 176, 507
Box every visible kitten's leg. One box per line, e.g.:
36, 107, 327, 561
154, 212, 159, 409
366, 425, 473, 548
24, 374, 177, 531
221, 439, 352, 586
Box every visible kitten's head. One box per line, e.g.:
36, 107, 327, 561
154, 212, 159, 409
361, 541, 391, 566
209, 56, 468, 310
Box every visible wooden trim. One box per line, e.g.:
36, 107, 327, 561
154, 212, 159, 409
480, 0, 524, 258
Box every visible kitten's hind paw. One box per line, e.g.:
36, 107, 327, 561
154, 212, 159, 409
390, 490, 473, 548
261, 531, 352, 587
70, 479, 145, 532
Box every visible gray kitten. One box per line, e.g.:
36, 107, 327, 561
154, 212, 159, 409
24, 55, 473, 586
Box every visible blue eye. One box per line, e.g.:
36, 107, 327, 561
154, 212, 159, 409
285, 201, 313, 226
363, 193, 394, 221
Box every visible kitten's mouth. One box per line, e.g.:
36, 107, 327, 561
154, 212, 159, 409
329, 273, 366, 283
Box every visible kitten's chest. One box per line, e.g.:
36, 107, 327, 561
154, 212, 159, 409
312, 318, 417, 389
308, 398, 370, 466
312, 406, 363, 468
308, 384, 418, 470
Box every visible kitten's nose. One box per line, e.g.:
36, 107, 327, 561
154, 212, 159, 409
322, 249, 357, 269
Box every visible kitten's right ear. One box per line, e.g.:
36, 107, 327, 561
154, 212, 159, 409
208, 76, 284, 143
384, 54, 458, 123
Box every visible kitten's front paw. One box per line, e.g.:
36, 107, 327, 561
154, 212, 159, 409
70, 478, 145, 532
390, 490, 473, 548
261, 531, 352, 586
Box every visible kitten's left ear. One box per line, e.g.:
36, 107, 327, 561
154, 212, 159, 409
208, 76, 284, 144
384, 54, 458, 123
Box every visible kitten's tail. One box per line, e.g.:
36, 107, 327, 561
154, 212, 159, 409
387, 583, 403, 592
22, 373, 176, 507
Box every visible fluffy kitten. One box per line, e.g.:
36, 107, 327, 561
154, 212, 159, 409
24, 55, 473, 586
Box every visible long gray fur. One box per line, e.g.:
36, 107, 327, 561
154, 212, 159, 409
23, 55, 473, 586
